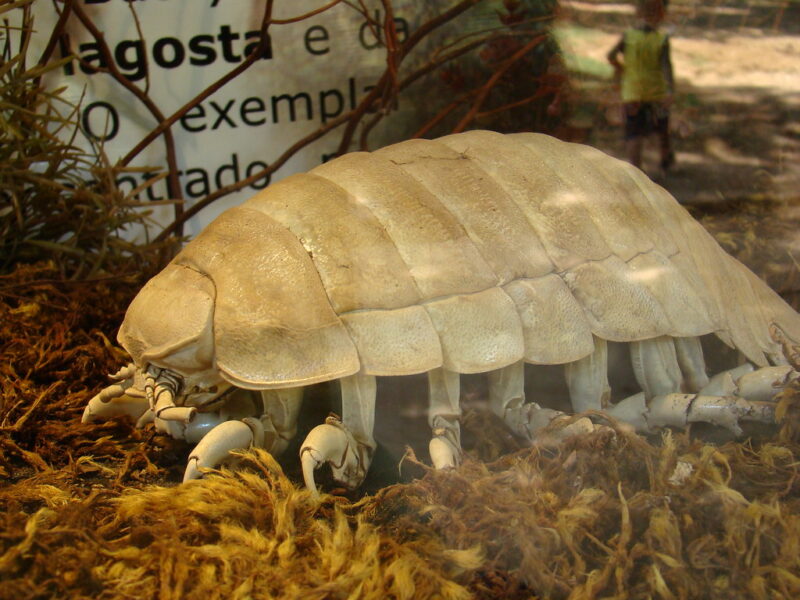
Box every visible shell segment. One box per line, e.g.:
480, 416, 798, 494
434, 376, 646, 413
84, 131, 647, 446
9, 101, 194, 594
502, 275, 595, 364
563, 255, 672, 342
373, 138, 553, 283
625, 251, 715, 337
422, 287, 525, 373
340, 306, 443, 376
568, 144, 679, 257
119, 264, 215, 372
175, 206, 360, 389
511, 133, 655, 261
437, 130, 612, 271
246, 172, 421, 314
311, 151, 498, 298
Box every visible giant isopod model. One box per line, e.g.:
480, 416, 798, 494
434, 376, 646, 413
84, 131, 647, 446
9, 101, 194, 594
83, 131, 800, 494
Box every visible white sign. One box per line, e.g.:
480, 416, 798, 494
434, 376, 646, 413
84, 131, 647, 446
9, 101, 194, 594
30, 0, 424, 236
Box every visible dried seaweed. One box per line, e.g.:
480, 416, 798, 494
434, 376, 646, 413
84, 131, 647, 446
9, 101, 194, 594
2, 264, 800, 599
0, 7, 179, 279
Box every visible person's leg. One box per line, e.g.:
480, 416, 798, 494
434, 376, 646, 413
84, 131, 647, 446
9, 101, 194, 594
657, 107, 675, 171
627, 136, 644, 169
624, 103, 645, 169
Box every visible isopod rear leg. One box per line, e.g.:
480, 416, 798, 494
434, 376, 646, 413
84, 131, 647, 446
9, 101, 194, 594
674, 337, 710, 392
300, 372, 376, 495
672, 335, 796, 404
488, 360, 594, 443
609, 336, 785, 434
699, 364, 797, 402
630, 336, 682, 398
609, 391, 775, 436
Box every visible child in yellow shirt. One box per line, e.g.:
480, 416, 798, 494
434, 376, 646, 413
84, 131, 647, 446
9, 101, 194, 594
607, 0, 675, 173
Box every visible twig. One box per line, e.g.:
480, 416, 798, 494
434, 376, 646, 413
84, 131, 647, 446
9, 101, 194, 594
1, 382, 62, 432
475, 87, 550, 119
68, 2, 184, 228
411, 89, 476, 139
119, 1, 275, 168
336, 0, 483, 155
126, 1, 150, 95
0, 273, 137, 290
272, 0, 343, 25
360, 31, 503, 148
35, 0, 73, 71
0, 436, 51, 471
154, 110, 352, 241
452, 33, 545, 133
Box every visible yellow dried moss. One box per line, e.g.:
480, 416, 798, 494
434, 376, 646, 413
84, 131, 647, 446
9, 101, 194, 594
3, 264, 800, 599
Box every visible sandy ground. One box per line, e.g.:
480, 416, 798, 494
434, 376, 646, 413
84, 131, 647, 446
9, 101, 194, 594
555, 0, 800, 300
559, 0, 800, 199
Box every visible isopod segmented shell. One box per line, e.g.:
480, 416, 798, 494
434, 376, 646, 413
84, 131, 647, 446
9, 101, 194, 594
119, 130, 800, 389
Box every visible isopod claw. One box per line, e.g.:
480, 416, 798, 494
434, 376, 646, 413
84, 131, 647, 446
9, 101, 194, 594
183, 420, 255, 483
300, 419, 371, 496
81, 389, 149, 424
429, 430, 461, 470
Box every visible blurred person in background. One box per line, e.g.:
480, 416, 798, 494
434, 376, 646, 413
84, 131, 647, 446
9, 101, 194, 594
608, 0, 675, 174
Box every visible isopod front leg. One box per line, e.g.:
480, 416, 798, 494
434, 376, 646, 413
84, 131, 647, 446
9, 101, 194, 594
258, 387, 303, 456
488, 360, 594, 443
300, 372, 376, 496
182, 388, 303, 482
428, 367, 462, 469
183, 419, 262, 482
82, 363, 150, 424
83, 389, 150, 424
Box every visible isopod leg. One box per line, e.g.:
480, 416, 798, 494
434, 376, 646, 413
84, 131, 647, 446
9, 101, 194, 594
565, 337, 610, 412
630, 337, 682, 398
340, 373, 377, 451
82, 390, 149, 423
609, 336, 790, 434
488, 360, 594, 443
82, 367, 149, 424
428, 367, 462, 469
735, 366, 798, 400
699, 364, 797, 402
699, 364, 755, 397
183, 419, 260, 482
674, 337, 710, 392
258, 387, 303, 456
609, 392, 775, 436
299, 372, 376, 495
670, 336, 796, 403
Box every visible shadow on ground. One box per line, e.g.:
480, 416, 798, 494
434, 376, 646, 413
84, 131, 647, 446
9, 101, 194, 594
558, 0, 800, 302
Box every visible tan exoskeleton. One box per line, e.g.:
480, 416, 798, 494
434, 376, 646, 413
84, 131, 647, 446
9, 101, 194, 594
84, 131, 800, 495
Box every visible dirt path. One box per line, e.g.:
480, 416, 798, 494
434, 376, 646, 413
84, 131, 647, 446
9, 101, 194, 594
556, 0, 800, 302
